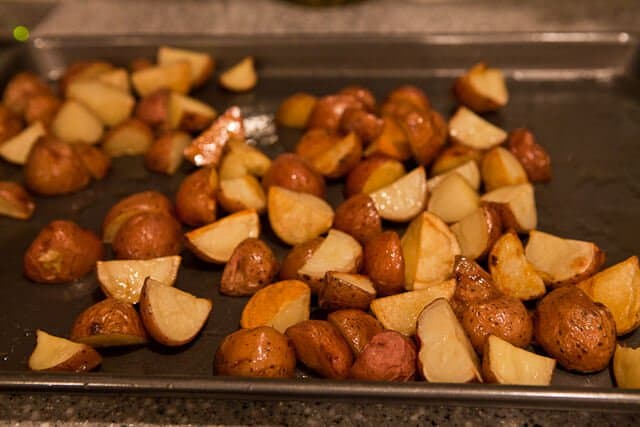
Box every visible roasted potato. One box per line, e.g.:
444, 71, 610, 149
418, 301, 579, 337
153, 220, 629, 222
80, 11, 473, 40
280, 237, 324, 281
112, 211, 182, 260
220, 238, 279, 296
24, 220, 103, 284
59, 60, 114, 93
482, 335, 555, 386
449, 106, 507, 150
135, 88, 170, 129
144, 131, 191, 175
175, 168, 217, 227
102, 118, 154, 157
158, 46, 215, 88
430, 144, 483, 177
2, 71, 53, 115
349, 331, 416, 381
427, 172, 479, 224
481, 146, 528, 192
28, 330, 101, 373
306, 94, 362, 132
262, 153, 326, 198
276, 92, 317, 129
339, 85, 377, 112
333, 193, 382, 244
363, 230, 405, 296
183, 106, 244, 167
130, 58, 153, 73
400, 108, 448, 166
318, 272, 376, 311
384, 85, 431, 112
344, 155, 406, 198
286, 320, 353, 379
217, 175, 266, 214
369, 167, 428, 224
453, 62, 508, 112
24, 94, 61, 127
72, 144, 111, 180
214, 326, 296, 378
507, 128, 551, 182
219, 56, 257, 92
451, 256, 501, 315
613, 344, 640, 389
327, 309, 383, 356
70, 298, 147, 347
51, 100, 104, 145
365, 116, 412, 161
534, 286, 616, 373
340, 107, 384, 143
240, 280, 310, 333
0, 181, 35, 220
0, 105, 23, 143
296, 129, 362, 179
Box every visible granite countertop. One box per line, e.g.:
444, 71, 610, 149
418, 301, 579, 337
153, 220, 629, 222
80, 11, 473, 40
1, 0, 640, 425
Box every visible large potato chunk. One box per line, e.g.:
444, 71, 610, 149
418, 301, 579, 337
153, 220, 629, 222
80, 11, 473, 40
349, 331, 416, 381
28, 330, 101, 373
144, 131, 191, 175
112, 212, 182, 260
67, 80, 135, 127
450, 204, 503, 260
52, 100, 104, 144
0, 121, 46, 165
369, 166, 427, 223
333, 193, 382, 244
481, 146, 528, 191
577, 256, 640, 335
262, 153, 326, 198
327, 309, 383, 356
214, 326, 296, 378
24, 220, 103, 284
613, 345, 640, 389
507, 128, 551, 182
0, 181, 35, 220
102, 191, 173, 243
175, 168, 217, 227
481, 183, 537, 232
482, 335, 555, 386
131, 61, 191, 96
240, 280, 311, 333
279, 237, 324, 281
427, 160, 481, 192
448, 106, 507, 150
454, 62, 509, 112
296, 130, 362, 179
318, 272, 376, 311
72, 144, 111, 180
3, 71, 52, 115
363, 230, 405, 296
427, 172, 479, 224
276, 92, 317, 129
157, 46, 215, 88
344, 155, 406, 198
220, 238, 279, 297
70, 299, 148, 347
102, 119, 154, 157
401, 211, 461, 290
217, 175, 266, 214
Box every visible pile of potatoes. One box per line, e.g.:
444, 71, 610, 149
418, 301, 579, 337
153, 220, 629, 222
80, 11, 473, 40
2, 47, 639, 389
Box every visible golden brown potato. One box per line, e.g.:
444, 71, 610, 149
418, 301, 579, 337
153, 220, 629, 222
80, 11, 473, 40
296, 129, 362, 179
112, 211, 182, 260
349, 331, 416, 381
28, 330, 102, 373
24, 94, 61, 127
318, 272, 376, 311
327, 309, 383, 356
363, 230, 405, 297
214, 326, 296, 378
175, 168, 217, 227
70, 298, 147, 347
450, 204, 503, 261
216, 175, 266, 214
130, 58, 153, 73
135, 88, 170, 129
144, 131, 191, 176
23, 220, 103, 284
0, 105, 22, 143
24, 138, 91, 196
183, 106, 244, 167
453, 62, 508, 112
344, 155, 406, 198
430, 144, 483, 176
340, 107, 384, 143
2, 71, 53, 115
534, 286, 616, 373
0, 181, 35, 220
102, 191, 173, 243
240, 280, 310, 333
262, 153, 326, 198
279, 237, 324, 281
285, 320, 353, 379
72, 144, 111, 180
306, 94, 363, 132
102, 118, 154, 157
451, 256, 501, 315
220, 238, 279, 296
384, 85, 430, 112
507, 128, 552, 182
339, 86, 377, 112
400, 108, 447, 166
333, 194, 381, 244
276, 92, 317, 129
218, 56, 257, 92
59, 61, 114, 94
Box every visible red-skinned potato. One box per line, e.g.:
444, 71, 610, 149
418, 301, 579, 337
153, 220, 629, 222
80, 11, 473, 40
349, 330, 416, 381
102, 191, 173, 243
327, 309, 383, 356
72, 144, 111, 180
507, 128, 552, 182
333, 193, 382, 244
0, 181, 35, 220
306, 94, 363, 132
384, 85, 430, 112
453, 62, 508, 112
296, 129, 362, 179
339, 86, 377, 112
135, 88, 170, 129
144, 131, 191, 175
2, 71, 53, 115
24, 94, 62, 127
0, 105, 22, 143
344, 155, 406, 198
279, 237, 324, 281
130, 58, 153, 73
340, 107, 384, 143
262, 153, 326, 198
318, 272, 376, 311
220, 238, 279, 296
175, 168, 217, 227
112, 211, 182, 260
363, 230, 405, 296
23, 220, 103, 284
365, 116, 412, 161
401, 109, 448, 166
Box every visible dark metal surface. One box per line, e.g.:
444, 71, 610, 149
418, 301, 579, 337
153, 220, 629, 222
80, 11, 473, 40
0, 33, 639, 409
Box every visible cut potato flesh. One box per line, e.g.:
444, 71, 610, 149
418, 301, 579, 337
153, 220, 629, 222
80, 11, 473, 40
613, 345, 640, 389
362, 160, 406, 194
102, 119, 154, 157
218, 175, 267, 213
185, 209, 260, 263
577, 256, 640, 335
428, 173, 479, 224
525, 230, 604, 286
96, 255, 181, 303
67, 80, 135, 127
450, 204, 502, 260
402, 211, 461, 290
309, 132, 359, 177
28, 330, 101, 372
489, 231, 545, 301
158, 46, 214, 87
427, 160, 480, 192
481, 183, 537, 232
240, 280, 311, 333
298, 229, 362, 282
456, 63, 509, 111
169, 92, 217, 130
369, 166, 427, 222
481, 146, 528, 191
416, 298, 482, 383
219, 139, 272, 180
448, 106, 507, 150
370, 279, 455, 336
52, 100, 104, 144
0, 121, 45, 164
219, 56, 257, 92
98, 68, 130, 93
268, 186, 334, 245
132, 61, 192, 97
483, 335, 555, 386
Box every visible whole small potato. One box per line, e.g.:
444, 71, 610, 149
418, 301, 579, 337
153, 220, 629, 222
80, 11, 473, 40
70, 298, 147, 347
363, 231, 405, 296
24, 94, 62, 127
349, 331, 416, 381
340, 107, 384, 143
175, 168, 217, 227
112, 211, 182, 260
72, 144, 111, 180
24, 220, 103, 284
286, 320, 353, 379
2, 71, 53, 115
214, 326, 296, 378
135, 88, 170, 129
327, 309, 383, 356
384, 85, 431, 112
507, 128, 551, 182
306, 94, 363, 132
279, 237, 324, 281
535, 286, 616, 373
0, 105, 23, 143
24, 138, 91, 196
262, 153, 326, 198
220, 238, 279, 296
339, 86, 377, 113
333, 194, 382, 244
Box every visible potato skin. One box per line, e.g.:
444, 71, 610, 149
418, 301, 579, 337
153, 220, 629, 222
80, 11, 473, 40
214, 326, 296, 378
451, 256, 501, 316
220, 238, 279, 296
23, 220, 103, 284
319, 272, 375, 311
327, 309, 383, 356
103, 191, 173, 241
363, 231, 405, 297
70, 298, 147, 345
534, 286, 616, 373
24, 94, 61, 127
280, 237, 324, 281
112, 211, 182, 260
0, 105, 23, 143
400, 108, 447, 166
175, 168, 216, 227
0, 181, 35, 219
384, 85, 431, 112
24, 139, 91, 196
339, 86, 377, 113
333, 194, 381, 244
135, 88, 170, 129
262, 153, 326, 198
286, 320, 353, 379
507, 128, 552, 182
344, 155, 403, 198
2, 71, 53, 115
306, 94, 363, 132
340, 107, 384, 143
349, 331, 416, 381
72, 144, 111, 180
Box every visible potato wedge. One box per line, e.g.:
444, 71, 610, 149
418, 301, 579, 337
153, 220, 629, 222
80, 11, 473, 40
19, 94, 59, 126
369, 166, 427, 223
279, 237, 324, 281
0, 181, 35, 220
219, 139, 272, 180
370, 280, 456, 336
97, 68, 130, 93
448, 106, 507, 150
276, 92, 317, 129
480, 183, 537, 232
158, 46, 215, 87
240, 280, 311, 333
401, 211, 461, 290
67, 80, 135, 127
183, 106, 244, 167
70, 299, 148, 347
363, 230, 405, 296
60, 61, 115, 94
385, 85, 431, 112
262, 153, 326, 198
28, 330, 101, 372
102, 118, 154, 157
525, 230, 605, 287
112, 211, 182, 260
185, 209, 260, 263
267, 186, 334, 246
52, 100, 104, 144
327, 309, 383, 356
339, 107, 384, 143
481, 146, 528, 191
365, 116, 412, 161
217, 175, 266, 214
430, 145, 483, 177
613, 345, 640, 389
131, 61, 192, 96
426, 160, 481, 192
507, 128, 552, 182
297, 131, 362, 179
450, 204, 503, 260
219, 56, 257, 92
96, 255, 181, 303
482, 335, 555, 386
427, 172, 479, 224
168, 92, 216, 132
333, 193, 382, 244
175, 168, 217, 227
0, 121, 45, 165
402, 109, 447, 166
454, 62, 508, 112
489, 231, 545, 301
140, 277, 212, 346
307, 94, 363, 133
220, 238, 279, 297
72, 144, 111, 180
102, 191, 173, 244
144, 131, 191, 175
319, 272, 376, 311
451, 255, 501, 314
135, 89, 170, 128
3, 71, 53, 115
344, 155, 406, 198
416, 298, 482, 383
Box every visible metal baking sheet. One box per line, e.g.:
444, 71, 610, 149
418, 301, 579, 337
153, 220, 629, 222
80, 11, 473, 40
0, 34, 639, 410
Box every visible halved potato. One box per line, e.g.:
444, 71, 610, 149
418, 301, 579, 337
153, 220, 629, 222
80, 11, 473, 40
267, 186, 334, 246
450, 204, 503, 260
219, 139, 272, 180
481, 146, 528, 191
217, 175, 266, 214
140, 277, 212, 346
70, 299, 148, 347
0, 121, 46, 164
240, 280, 311, 333
577, 256, 640, 335
401, 211, 461, 290
489, 231, 545, 301
613, 345, 640, 389
370, 280, 456, 336
131, 61, 192, 96
219, 56, 257, 92
344, 155, 406, 198
319, 272, 376, 311
168, 92, 216, 132
427, 160, 481, 192
96, 255, 181, 303
416, 298, 482, 383
0, 181, 35, 219
276, 92, 318, 129
454, 62, 509, 112
52, 100, 104, 144
369, 166, 427, 222
67, 80, 135, 127
185, 209, 260, 263
480, 183, 537, 232
28, 330, 101, 372
102, 191, 173, 244
482, 335, 555, 386
144, 131, 192, 175
102, 118, 154, 157
427, 173, 479, 224
448, 106, 507, 150
157, 46, 215, 87
525, 230, 604, 286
